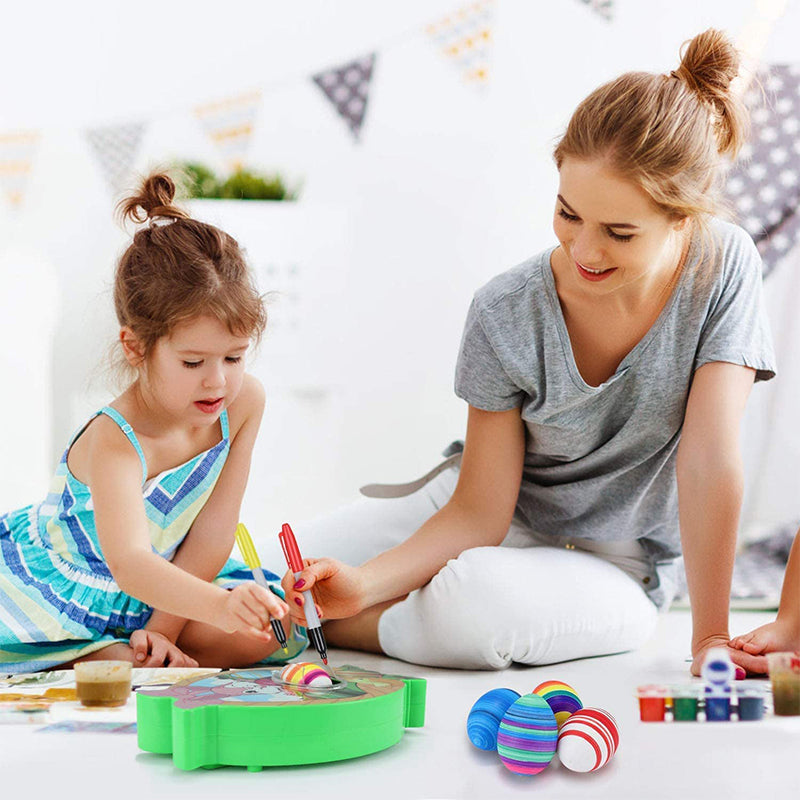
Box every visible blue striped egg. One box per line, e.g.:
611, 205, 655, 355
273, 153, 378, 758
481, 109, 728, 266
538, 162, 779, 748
466, 688, 521, 751
497, 693, 558, 775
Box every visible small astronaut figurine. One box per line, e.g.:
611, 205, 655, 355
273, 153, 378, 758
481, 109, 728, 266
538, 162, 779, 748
702, 647, 734, 720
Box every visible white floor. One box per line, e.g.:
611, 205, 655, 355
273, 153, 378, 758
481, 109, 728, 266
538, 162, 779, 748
1, 609, 798, 800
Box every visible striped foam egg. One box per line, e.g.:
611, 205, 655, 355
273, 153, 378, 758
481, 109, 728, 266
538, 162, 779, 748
279, 662, 333, 687
557, 707, 619, 773
466, 688, 521, 751
533, 680, 583, 730
497, 693, 558, 775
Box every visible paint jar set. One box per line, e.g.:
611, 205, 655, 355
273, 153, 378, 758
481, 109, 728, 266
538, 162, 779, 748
638, 647, 800, 722
636, 683, 767, 722
638, 647, 768, 723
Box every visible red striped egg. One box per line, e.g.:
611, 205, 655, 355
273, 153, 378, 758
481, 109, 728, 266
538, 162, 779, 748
557, 707, 619, 773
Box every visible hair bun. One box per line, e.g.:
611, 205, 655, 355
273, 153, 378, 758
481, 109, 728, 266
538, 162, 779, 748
118, 171, 189, 225
672, 28, 747, 156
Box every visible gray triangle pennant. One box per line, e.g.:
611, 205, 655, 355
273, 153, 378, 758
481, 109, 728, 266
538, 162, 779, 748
86, 122, 146, 195
312, 54, 376, 142
579, 0, 614, 22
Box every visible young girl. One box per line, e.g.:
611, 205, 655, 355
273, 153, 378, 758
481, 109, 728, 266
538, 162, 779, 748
730, 531, 800, 669
281, 29, 776, 677
0, 172, 304, 672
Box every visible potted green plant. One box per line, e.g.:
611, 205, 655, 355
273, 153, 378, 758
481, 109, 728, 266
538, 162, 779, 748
174, 161, 301, 201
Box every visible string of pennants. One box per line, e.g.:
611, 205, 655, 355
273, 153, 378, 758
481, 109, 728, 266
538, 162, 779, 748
6, 0, 800, 275
1, 0, 620, 207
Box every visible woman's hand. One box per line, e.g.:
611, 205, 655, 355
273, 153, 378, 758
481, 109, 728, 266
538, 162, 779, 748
281, 558, 366, 624
215, 583, 289, 641
691, 634, 763, 678
129, 630, 199, 668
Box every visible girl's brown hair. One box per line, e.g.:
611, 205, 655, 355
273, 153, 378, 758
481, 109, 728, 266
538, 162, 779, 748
553, 28, 749, 251
113, 171, 266, 372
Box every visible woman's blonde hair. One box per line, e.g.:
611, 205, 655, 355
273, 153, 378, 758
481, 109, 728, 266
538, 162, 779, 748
553, 28, 749, 253
110, 171, 266, 381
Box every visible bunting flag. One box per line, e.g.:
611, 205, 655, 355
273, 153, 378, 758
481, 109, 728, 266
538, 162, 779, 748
725, 64, 800, 278
578, 0, 614, 21
85, 122, 145, 195
426, 1, 494, 88
0, 131, 39, 208
312, 54, 376, 141
194, 90, 262, 170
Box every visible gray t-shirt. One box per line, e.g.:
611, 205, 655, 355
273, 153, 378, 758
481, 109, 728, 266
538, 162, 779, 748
455, 218, 776, 566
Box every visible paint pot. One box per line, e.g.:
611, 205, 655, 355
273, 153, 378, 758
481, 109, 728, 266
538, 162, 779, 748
704, 695, 731, 721
671, 687, 700, 721
74, 660, 132, 708
736, 689, 765, 721
636, 685, 668, 722
767, 652, 800, 716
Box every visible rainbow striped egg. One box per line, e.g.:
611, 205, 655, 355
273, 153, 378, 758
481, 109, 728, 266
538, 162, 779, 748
280, 662, 333, 687
466, 688, 521, 751
533, 680, 583, 730
557, 707, 619, 773
497, 693, 558, 775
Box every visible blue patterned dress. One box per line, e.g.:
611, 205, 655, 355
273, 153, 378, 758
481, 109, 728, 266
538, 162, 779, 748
0, 406, 306, 672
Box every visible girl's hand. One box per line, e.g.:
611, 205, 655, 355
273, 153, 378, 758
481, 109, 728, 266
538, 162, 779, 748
691, 634, 764, 678
216, 583, 289, 641
282, 558, 365, 623
129, 630, 199, 668
730, 619, 800, 661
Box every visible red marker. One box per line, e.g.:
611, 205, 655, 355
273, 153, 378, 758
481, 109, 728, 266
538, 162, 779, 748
279, 523, 328, 665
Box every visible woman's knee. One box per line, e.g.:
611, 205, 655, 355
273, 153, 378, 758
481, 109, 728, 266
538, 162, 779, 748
379, 545, 659, 669
380, 547, 518, 669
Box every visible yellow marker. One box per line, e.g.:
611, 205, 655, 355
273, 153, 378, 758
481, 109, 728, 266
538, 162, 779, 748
235, 523, 289, 653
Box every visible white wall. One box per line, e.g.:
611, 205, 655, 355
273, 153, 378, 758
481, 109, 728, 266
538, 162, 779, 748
2, 0, 799, 558
0, 250, 57, 511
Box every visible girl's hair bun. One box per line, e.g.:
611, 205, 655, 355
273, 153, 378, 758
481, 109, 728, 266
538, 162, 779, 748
671, 28, 748, 156
117, 171, 190, 225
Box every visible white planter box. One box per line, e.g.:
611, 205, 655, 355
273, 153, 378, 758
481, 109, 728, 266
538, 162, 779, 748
187, 199, 354, 390
187, 200, 358, 546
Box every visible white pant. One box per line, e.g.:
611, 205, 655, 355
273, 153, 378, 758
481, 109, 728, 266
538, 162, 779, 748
296, 468, 659, 670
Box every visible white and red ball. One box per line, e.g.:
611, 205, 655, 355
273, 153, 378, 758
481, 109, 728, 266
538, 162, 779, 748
557, 707, 619, 773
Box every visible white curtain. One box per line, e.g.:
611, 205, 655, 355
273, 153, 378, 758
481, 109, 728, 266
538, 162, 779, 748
740, 242, 800, 540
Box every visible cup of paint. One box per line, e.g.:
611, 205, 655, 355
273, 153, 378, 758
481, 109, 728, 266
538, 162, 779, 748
74, 660, 132, 708
703, 691, 732, 721
766, 652, 800, 716
636, 685, 669, 722
671, 686, 700, 721
736, 688, 765, 721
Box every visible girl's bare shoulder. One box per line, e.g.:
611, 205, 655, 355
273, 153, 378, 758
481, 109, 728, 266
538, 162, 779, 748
67, 411, 141, 484
226, 373, 266, 440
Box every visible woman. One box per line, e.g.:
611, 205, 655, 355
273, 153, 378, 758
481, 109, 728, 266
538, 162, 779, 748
283, 29, 776, 675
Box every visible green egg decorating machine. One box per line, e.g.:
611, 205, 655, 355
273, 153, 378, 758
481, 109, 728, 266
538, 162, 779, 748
136, 664, 427, 771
